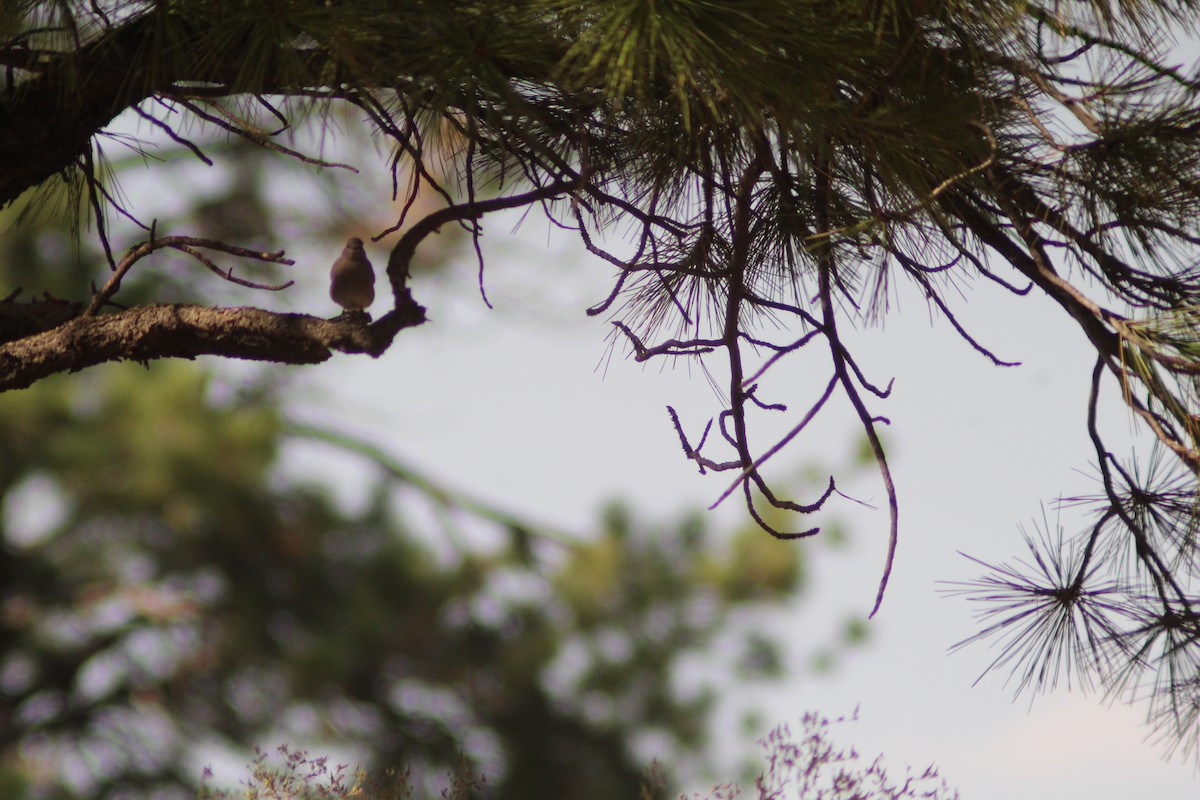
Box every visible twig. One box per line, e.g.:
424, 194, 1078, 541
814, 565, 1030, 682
86, 235, 295, 315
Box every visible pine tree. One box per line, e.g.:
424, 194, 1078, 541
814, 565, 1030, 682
5, 0, 1200, 763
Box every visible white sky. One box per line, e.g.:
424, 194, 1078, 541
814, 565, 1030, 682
279, 212, 1199, 800
85, 24, 1200, 790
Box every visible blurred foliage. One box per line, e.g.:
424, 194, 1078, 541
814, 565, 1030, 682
746, 713, 959, 800
0, 359, 838, 800
189, 713, 960, 800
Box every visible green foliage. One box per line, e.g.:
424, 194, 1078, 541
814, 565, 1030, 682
0, 360, 826, 800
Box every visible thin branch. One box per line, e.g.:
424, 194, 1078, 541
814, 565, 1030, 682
384, 179, 583, 303
816, 145, 898, 618
86, 236, 295, 315
135, 103, 213, 165
611, 321, 720, 361
169, 97, 360, 173
167, 244, 295, 291
1086, 359, 1192, 613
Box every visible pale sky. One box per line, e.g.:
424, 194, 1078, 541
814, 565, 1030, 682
87, 28, 1200, 790
283, 212, 1199, 800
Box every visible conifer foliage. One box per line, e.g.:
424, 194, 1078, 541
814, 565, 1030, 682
5, 0, 1200, 761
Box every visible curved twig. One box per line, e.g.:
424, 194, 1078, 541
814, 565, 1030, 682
86, 235, 295, 315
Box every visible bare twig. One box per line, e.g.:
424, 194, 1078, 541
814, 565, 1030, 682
86, 235, 295, 315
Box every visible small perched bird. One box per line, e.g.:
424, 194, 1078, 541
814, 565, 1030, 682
329, 237, 375, 315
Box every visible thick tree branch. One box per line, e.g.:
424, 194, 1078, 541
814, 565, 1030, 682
0, 10, 337, 209
0, 13, 162, 207
0, 299, 426, 392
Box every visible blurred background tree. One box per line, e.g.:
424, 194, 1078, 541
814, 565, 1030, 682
0, 127, 854, 799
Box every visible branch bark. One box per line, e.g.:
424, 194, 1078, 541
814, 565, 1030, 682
0, 9, 331, 208
0, 14, 163, 207
0, 298, 426, 392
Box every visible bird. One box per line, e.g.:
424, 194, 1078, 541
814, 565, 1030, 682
329, 237, 375, 316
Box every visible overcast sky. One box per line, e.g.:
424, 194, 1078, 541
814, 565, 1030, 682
281, 209, 1199, 800
83, 27, 1200, 790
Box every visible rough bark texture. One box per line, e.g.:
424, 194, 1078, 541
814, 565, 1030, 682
0, 297, 426, 391
1, 15, 156, 207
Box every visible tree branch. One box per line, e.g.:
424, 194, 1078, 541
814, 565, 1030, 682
0, 300, 426, 392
